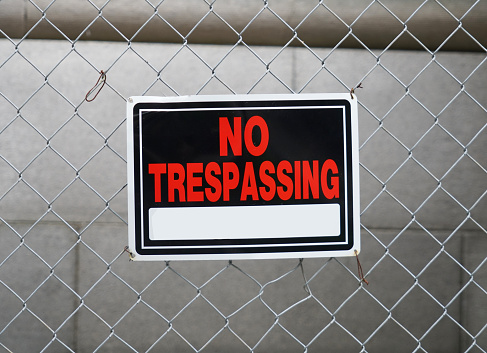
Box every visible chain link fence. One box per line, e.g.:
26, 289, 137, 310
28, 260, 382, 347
0, 0, 486, 352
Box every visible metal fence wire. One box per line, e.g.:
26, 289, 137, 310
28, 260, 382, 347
0, 0, 486, 352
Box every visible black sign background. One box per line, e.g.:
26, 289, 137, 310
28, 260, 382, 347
130, 98, 356, 257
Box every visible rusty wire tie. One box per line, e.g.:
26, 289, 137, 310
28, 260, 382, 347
350, 83, 363, 99
124, 246, 135, 260
85, 70, 106, 102
355, 250, 369, 285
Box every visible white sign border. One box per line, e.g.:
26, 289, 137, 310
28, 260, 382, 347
127, 93, 360, 261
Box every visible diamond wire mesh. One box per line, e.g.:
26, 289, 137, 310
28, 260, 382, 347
0, 0, 486, 352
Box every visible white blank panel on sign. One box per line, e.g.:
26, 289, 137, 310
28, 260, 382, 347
149, 204, 340, 240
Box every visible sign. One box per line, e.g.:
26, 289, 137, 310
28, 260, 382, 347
127, 94, 360, 260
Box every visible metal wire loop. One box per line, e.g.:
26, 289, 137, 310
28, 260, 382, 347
85, 70, 106, 102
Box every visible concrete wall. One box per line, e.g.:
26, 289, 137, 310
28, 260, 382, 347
1, 0, 486, 51
0, 37, 486, 351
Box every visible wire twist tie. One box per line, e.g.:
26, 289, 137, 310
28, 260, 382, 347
355, 250, 369, 285
85, 70, 106, 102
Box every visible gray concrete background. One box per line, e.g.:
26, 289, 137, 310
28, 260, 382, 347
0, 31, 486, 353
1, 0, 486, 51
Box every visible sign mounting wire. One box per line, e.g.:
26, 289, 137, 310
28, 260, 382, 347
355, 250, 369, 285
350, 83, 363, 100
